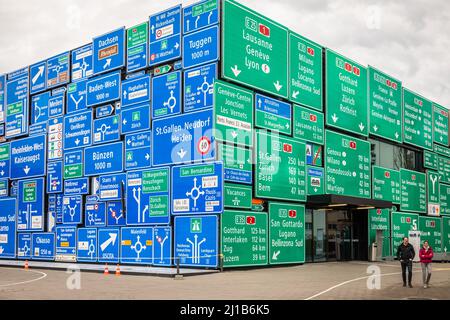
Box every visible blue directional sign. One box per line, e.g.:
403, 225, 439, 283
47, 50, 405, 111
64, 178, 89, 195
47, 205, 56, 233
6, 68, 29, 138
47, 117, 63, 160
121, 74, 151, 108
17, 178, 44, 232
98, 227, 120, 263
93, 115, 120, 145
67, 80, 88, 114
255, 93, 292, 133
64, 149, 83, 179
149, 5, 182, 66
10, 135, 46, 179
48, 94, 64, 118
62, 195, 83, 225
86, 71, 121, 107
84, 141, 123, 176
47, 52, 70, 88
152, 109, 215, 166
9, 180, 18, 198
107, 201, 126, 226
153, 226, 172, 266
183, 25, 219, 69
0, 198, 16, 259
99, 173, 126, 201
184, 62, 217, 112
71, 44, 93, 82
0, 142, 10, 179
183, 0, 219, 34
17, 233, 32, 259
30, 61, 47, 94
77, 228, 97, 262
120, 227, 153, 264
48, 193, 63, 225
85, 202, 106, 227
31, 91, 50, 125
47, 161, 63, 194
0, 179, 8, 197
93, 27, 125, 75
152, 71, 181, 118
95, 104, 114, 118
63, 110, 92, 150
127, 22, 149, 73
174, 215, 218, 267
121, 103, 151, 134
55, 226, 77, 262
32, 233, 55, 261
125, 131, 151, 170
0, 74, 4, 124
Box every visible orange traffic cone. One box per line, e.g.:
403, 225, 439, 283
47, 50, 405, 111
24, 260, 29, 270
115, 264, 121, 276
104, 263, 109, 275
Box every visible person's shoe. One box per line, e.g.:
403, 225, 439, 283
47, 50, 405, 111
408, 284, 413, 288
403, 283, 406, 287
424, 284, 428, 289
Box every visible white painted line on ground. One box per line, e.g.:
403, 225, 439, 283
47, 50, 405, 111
0, 268, 47, 288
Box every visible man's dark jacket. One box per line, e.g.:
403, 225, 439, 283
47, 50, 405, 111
397, 243, 415, 262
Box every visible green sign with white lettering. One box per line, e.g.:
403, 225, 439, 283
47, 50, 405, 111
443, 217, 450, 252
440, 183, 450, 215
419, 216, 442, 253
372, 166, 400, 203
269, 202, 305, 264
325, 130, 371, 198
216, 143, 252, 184
64, 163, 82, 179
325, 49, 368, 136
23, 181, 37, 202
293, 104, 324, 145
222, 0, 288, 98
142, 168, 169, 217
368, 66, 402, 143
224, 183, 252, 209
307, 166, 324, 195
403, 88, 433, 150
288, 32, 322, 110
368, 209, 391, 257
433, 103, 449, 146
434, 144, 450, 158
400, 169, 426, 213
0, 144, 9, 162
391, 211, 419, 251
437, 155, 450, 184
424, 151, 438, 170
427, 170, 440, 217
127, 21, 147, 49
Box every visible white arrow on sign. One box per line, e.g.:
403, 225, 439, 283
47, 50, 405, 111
0, 246, 4, 255
100, 233, 118, 251
103, 59, 112, 70
32, 66, 45, 85
231, 65, 241, 77
274, 81, 283, 92
174, 42, 180, 50
373, 125, 378, 132
292, 91, 299, 99
359, 122, 365, 132
272, 250, 280, 260
231, 131, 238, 139
23, 166, 31, 175
331, 114, 338, 123
75, 138, 80, 146
177, 148, 187, 159
145, 153, 150, 161
395, 132, 399, 139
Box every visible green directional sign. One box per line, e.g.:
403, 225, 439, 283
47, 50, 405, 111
368, 209, 391, 257
0, 144, 9, 162
127, 21, 147, 48
269, 202, 305, 264
213, 80, 253, 147
293, 105, 324, 145
440, 183, 450, 215
391, 211, 419, 251
403, 88, 433, 150
221, 210, 268, 267
222, 0, 288, 98
23, 181, 37, 202
437, 155, 450, 184
326, 49, 368, 136
368, 66, 402, 143
427, 170, 440, 216
0, 180, 7, 197
372, 166, 400, 203
64, 163, 82, 179
325, 130, 371, 198
216, 143, 252, 184
307, 166, 324, 196
443, 217, 450, 252
142, 168, 169, 217
419, 216, 442, 253
424, 151, 438, 170
400, 169, 426, 213
434, 144, 450, 158
224, 183, 252, 209
433, 103, 449, 146
255, 130, 306, 202
288, 32, 322, 110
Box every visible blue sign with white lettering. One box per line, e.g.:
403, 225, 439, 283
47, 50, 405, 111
64, 178, 89, 195
31, 92, 49, 125
67, 80, 88, 114
99, 173, 126, 201
85, 202, 106, 227
48, 94, 65, 118
184, 62, 217, 112
6, 68, 29, 138
93, 27, 125, 75
47, 52, 70, 88
17, 178, 44, 232
86, 71, 121, 107
32, 233, 55, 261
107, 201, 126, 226
9, 180, 17, 198
10, 135, 46, 179
95, 104, 114, 118
152, 109, 215, 166
0, 142, 10, 179
0, 74, 4, 124
255, 93, 292, 131
182, 25, 219, 69
120, 227, 153, 264
30, 61, 47, 94
121, 74, 150, 108
71, 44, 93, 82
152, 71, 181, 118
48, 193, 63, 225
127, 23, 149, 73
121, 103, 151, 134
174, 215, 218, 267
0, 198, 16, 259
93, 114, 120, 144
62, 195, 83, 224
125, 131, 151, 170
84, 141, 123, 176
77, 228, 97, 262
0, 179, 8, 197
153, 227, 172, 266
47, 161, 63, 193
56, 226, 77, 262
183, 0, 219, 34
98, 227, 120, 263
17, 233, 32, 259
63, 110, 92, 150
29, 123, 47, 137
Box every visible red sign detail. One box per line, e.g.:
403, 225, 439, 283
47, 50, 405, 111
246, 216, 256, 225
259, 24, 270, 37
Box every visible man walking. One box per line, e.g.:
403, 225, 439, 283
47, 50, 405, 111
397, 237, 415, 288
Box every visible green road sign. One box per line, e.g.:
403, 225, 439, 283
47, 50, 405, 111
255, 130, 306, 202
325, 130, 371, 198
424, 151, 438, 170
221, 0, 288, 98
127, 21, 148, 49
391, 211, 419, 250
368, 66, 402, 143
64, 163, 82, 179
221, 210, 268, 267
216, 143, 252, 184
368, 209, 391, 257
0, 180, 7, 196
400, 168, 426, 213
443, 217, 450, 252
433, 103, 449, 146
213, 80, 254, 146
224, 183, 252, 209
325, 49, 368, 136
0, 144, 9, 162
434, 144, 450, 158
437, 155, 450, 184
293, 105, 324, 145
288, 32, 322, 110
269, 202, 305, 264
403, 88, 433, 150
23, 181, 37, 202
372, 166, 400, 203
142, 168, 169, 216
419, 216, 442, 253
440, 183, 450, 215
307, 166, 324, 195
427, 170, 440, 216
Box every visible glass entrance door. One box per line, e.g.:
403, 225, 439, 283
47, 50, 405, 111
326, 210, 352, 261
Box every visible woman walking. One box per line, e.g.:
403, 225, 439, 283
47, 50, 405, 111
419, 240, 434, 288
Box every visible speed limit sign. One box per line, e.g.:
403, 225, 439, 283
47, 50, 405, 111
197, 136, 211, 155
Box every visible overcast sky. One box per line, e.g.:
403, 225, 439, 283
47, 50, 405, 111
0, 0, 448, 106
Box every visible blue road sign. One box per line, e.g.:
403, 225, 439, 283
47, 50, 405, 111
152, 71, 181, 118
17, 178, 44, 232
47, 204, 56, 233
5, 68, 29, 138
120, 227, 153, 264
86, 71, 121, 107
255, 93, 292, 133
47, 52, 70, 88
17, 233, 32, 259
56, 225, 77, 262
48, 93, 64, 118
153, 226, 172, 266
125, 131, 151, 170
64, 177, 89, 195
93, 114, 120, 145
183, 62, 217, 112
95, 104, 114, 118
171, 162, 223, 215
11, 135, 46, 179
183, 0, 219, 34
99, 173, 126, 201
31, 91, 50, 124
32, 233, 55, 261
67, 80, 88, 114
47, 161, 63, 194
0, 123, 3, 135
107, 201, 126, 226
98, 227, 120, 263
77, 228, 97, 262
121, 103, 151, 134
84, 141, 123, 176
127, 22, 149, 73
63, 110, 92, 150
0, 198, 16, 259
71, 44, 93, 82
48, 193, 63, 225
64, 149, 83, 179
85, 202, 106, 227
174, 215, 218, 267
30, 61, 47, 94
121, 74, 151, 108
62, 195, 83, 224
182, 25, 219, 69
47, 117, 64, 160
0, 142, 10, 179
149, 5, 182, 66
152, 109, 215, 166
29, 122, 47, 136
9, 180, 18, 198
0, 179, 8, 197
93, 27, 125, 75
0, 74, 4, 123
